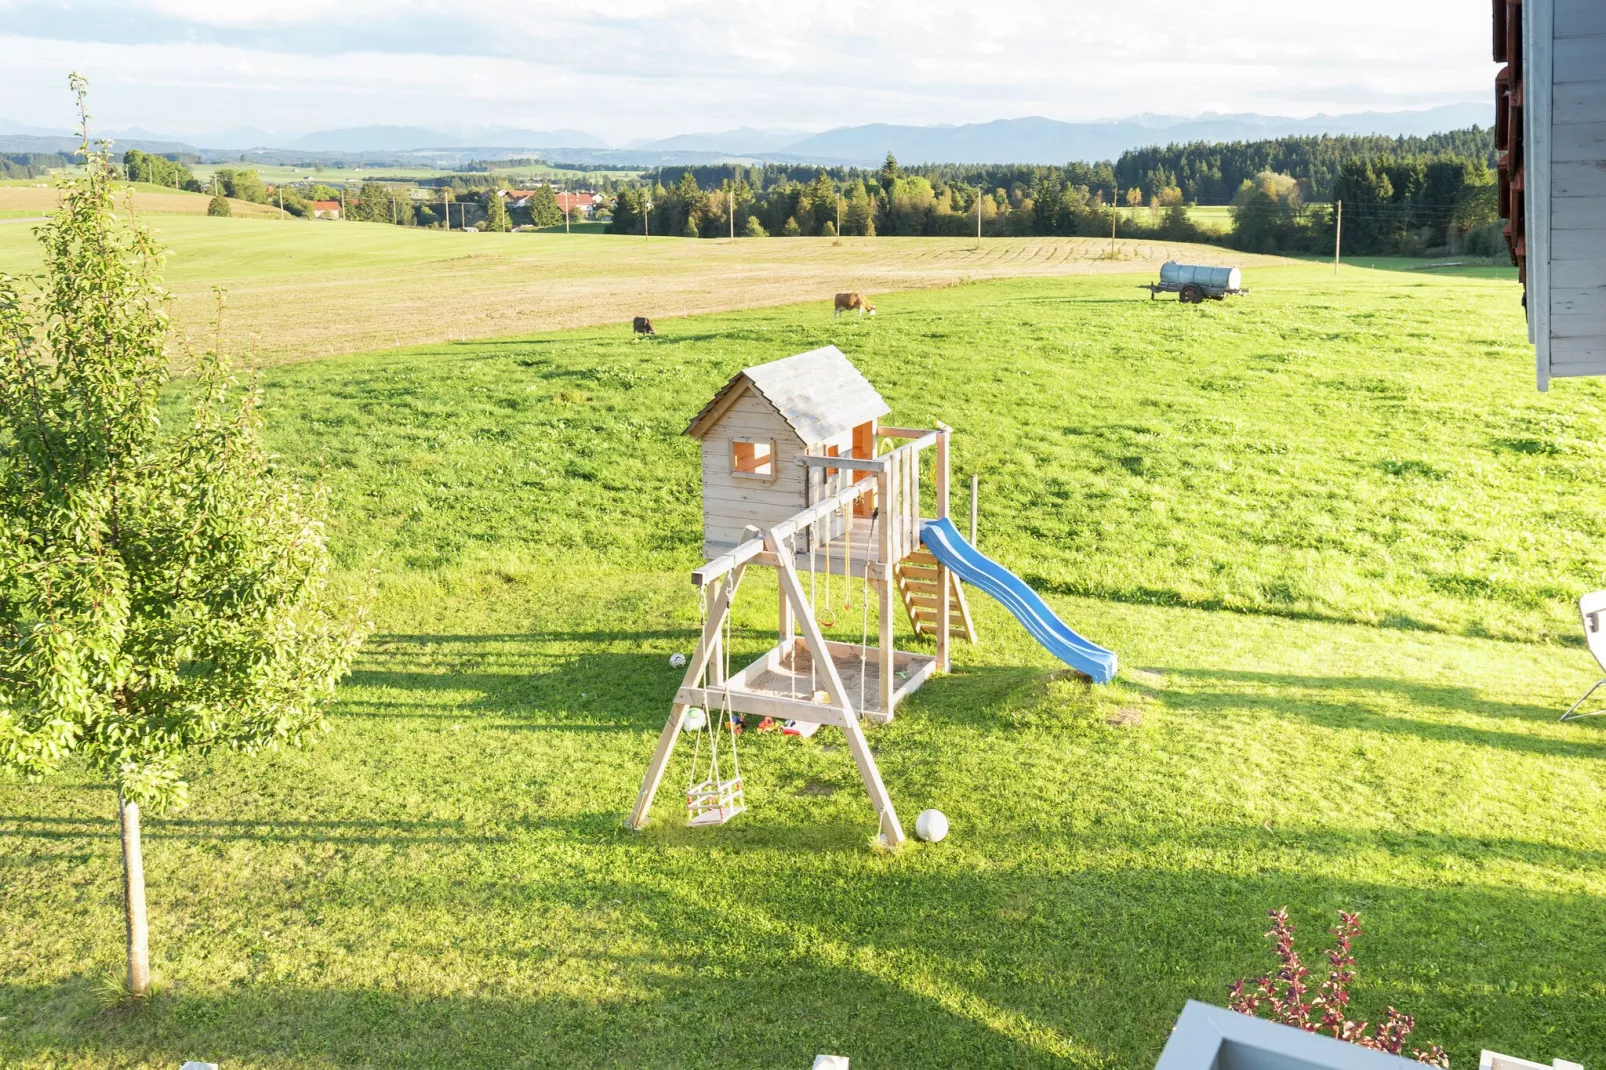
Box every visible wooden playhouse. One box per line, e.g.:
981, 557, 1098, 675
628, 345, 974, 844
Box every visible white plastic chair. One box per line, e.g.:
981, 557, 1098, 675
1562, 590, 1606, 721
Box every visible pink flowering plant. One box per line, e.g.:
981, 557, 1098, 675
1228, 908, 1448, 1067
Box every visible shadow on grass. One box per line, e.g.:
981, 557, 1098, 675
1, 813, 512, 847
2, 863, 1601, 1068
1160, 667, 1604, 758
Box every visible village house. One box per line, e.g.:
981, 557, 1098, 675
310, 199, 341, 220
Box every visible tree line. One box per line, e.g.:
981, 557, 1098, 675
1115, 128, 1495, 206
1227, 154, 1500, 257
1, 152, 72, 179
609, 154, 1209, 241
605, 127, 1499, 256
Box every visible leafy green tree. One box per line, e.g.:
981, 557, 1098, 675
821, 220, 837, 238
0, 79, 369, 998
481, 191, 512, 232
122, 150, 200, 192
207, 194, 231, 216
348, 182, 416, 226
743, 215, 766, 237
781, 215, 801, 237
211, 168, 268, 204
527, 186, 562, 228
608, 188, 644, 234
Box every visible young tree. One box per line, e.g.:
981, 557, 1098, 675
742, 215, 767, 237
207, 194, 231, 217
480, 191, 512, 232
527, 186, 563, 228
0, 77, 368, 999
781, 215, 801, 237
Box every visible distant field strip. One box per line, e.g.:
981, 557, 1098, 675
0, 183, 282, 219
0, 216, 1290, 364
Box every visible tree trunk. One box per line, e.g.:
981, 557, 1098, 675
118, 793, 151, 997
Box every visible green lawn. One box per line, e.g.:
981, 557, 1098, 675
3, 265, 1604, 1068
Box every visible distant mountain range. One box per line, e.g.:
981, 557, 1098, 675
0, 104, 1491, 167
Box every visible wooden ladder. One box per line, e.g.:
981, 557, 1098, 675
895, 551, 977, 644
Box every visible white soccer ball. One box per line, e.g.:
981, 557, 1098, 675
669, 653, 687, 669
683, 707, 706, 731
914, 809, 948, 843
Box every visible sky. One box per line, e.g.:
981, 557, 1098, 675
0, 0, 1496, 143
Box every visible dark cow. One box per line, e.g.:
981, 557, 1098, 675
833, 292, 875, 318
633, 316, 656, 335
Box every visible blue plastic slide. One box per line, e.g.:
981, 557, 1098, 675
919, 517, 1118, 684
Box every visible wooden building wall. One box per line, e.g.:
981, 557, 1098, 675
699, 387, 809, 556
1511, 0, 1606, 387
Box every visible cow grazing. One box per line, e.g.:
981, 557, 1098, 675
833, 293, 875, 318
633, 316, 656, 335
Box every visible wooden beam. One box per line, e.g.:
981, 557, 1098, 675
628, 564, 746, 829
676, 685, 850, 726
766, 526, 905, 846
799, 455, 888, 473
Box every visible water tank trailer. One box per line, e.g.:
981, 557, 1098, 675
1144, 261, 1248, 303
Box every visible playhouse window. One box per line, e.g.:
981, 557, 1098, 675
731, 438, 775, 479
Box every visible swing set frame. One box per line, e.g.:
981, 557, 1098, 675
628, 426, 956, 846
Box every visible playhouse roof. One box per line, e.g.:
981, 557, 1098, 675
684, 346, 889, 444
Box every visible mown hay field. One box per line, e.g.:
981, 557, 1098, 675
0, 214, 1291, 365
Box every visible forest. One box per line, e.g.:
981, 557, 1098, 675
608, 129, 1501, 257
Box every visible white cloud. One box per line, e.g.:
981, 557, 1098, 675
0, 0, 1495, 142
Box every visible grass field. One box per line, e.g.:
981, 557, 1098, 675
0, 215, 1289, 365
3, 262, 1604, 1068
0, 182, 282, 219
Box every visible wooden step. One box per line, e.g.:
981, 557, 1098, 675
894, 558, 977, 644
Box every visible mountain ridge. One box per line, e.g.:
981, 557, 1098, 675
0, 104, 1491, 166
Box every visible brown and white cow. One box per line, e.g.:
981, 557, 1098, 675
632, 316, 656, 335
833, 292, 875, 318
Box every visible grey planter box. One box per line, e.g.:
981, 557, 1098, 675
1154, 1002, 1424, 1070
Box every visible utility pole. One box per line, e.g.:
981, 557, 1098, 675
729, 179, 735, 239
1334, 199, 1343, 274
278, 185, 284, 220
564, 181, 571, 234
1110, 202, 1117, 257
976, 186, 982, 246
837, 192, 842, 236
443, 188, 449, 230
644, 189, 651, 240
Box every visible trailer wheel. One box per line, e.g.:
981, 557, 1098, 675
1180, 284, 1203, 304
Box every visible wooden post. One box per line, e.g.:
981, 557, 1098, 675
708, 575, 726, 686
119, 795, 151, 997
628, 566, 745, 829
976, 186, 982, 246
278, 186, 284, 220
769, 530, 904, 846
935, 426, 951, 674
970, 473, 979, 547
1334, 199, 1343, 274
878, 461, 895, 718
